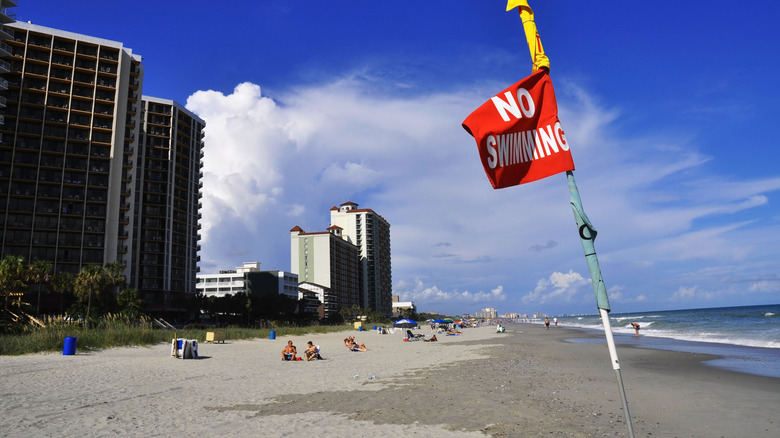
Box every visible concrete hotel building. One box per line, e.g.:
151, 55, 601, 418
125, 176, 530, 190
132, 96, 204, 312
329, 201, 392, 315
290, 201, 392, 315
290, 224, 360, 311
0, 21, 143, 274
0, 19, 205, 316
196, 262, 298, 301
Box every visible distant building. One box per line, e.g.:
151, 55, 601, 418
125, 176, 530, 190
476, 307, 498, 319
329, 201, 392, 314
195, 262, 261, 298
195, 262, 298, 300
245, 269, 299, 300
298, 281, 338, 320
290, 224, 361, 311
391, 300, 416, 317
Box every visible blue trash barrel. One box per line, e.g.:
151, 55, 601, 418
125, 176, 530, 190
269, 330, 276, 340
63, 337, 77, 355
373, 325, 377, 330
358, 326, 363, 332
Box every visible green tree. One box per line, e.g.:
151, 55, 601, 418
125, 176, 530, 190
27, 261, 52, 315
339, 304, 362, 322
0, 255, 27, 312
74, 264, 107, 326
103, 261, 126, 312
117, 288, 144, 318
49, 272, 74, 315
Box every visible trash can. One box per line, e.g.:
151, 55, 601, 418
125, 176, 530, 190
269, 330, 276, 340
358, 325, 363, 332
373, 325, 377, 331
63, 336, 77, 355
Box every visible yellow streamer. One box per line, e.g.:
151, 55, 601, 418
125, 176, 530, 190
506, 0, 550, 72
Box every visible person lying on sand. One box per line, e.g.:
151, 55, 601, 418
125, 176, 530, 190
424, 335, 438, 342
281, 340, 298, 361
344, 337, 368, 352
446, 330, 462, 335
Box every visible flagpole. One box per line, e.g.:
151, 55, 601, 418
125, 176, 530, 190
567, 170, 635, 438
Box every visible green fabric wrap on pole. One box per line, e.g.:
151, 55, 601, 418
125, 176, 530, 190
567, 171, 611, 312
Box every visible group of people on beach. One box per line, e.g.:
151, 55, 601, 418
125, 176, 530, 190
281, 340, 322, 361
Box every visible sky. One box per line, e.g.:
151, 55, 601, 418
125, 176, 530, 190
18, 1, 780, 316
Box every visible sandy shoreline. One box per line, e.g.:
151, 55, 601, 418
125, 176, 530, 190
1, 324, 778, 437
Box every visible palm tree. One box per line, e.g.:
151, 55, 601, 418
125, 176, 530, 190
74, 265, 107, 327
117, 288, 144, 318
49, 272, 74, 315
103, 261, 126, 308
28, 261, 52, 315
0, 255, 27, 312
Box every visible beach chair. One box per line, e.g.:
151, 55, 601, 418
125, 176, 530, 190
406, 330, 424, 341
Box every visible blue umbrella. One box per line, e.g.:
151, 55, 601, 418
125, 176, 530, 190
393, 319, 417, 328
433, 319, 447, 324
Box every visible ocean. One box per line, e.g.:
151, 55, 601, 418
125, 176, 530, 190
556, 304, 780, 379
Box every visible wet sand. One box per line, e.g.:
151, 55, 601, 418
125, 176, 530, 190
0, 324, 777, 437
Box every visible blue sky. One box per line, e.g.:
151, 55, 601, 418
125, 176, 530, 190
19, 1, 780, 316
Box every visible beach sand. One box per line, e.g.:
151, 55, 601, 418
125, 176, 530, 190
1, 324, 778, 437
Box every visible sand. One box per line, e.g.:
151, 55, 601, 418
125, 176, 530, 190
1, 324, 778, 437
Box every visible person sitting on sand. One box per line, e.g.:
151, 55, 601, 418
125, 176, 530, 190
424, 335, 438, 342
281, 340, 297, 361
304, 341, 319, 361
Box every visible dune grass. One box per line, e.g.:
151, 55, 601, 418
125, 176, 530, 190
0, 315, 349, 356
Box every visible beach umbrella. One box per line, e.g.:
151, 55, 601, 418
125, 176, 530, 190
432, 319, 447, 324
393, 319, 417, 328
442, 318, 454, 323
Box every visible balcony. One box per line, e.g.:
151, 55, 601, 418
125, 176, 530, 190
0, 25, 14, 40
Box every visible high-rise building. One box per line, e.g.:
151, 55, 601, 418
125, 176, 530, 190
0, 19, 204, 318
131, 96, 204, 313
329, 201, 392, 315
0, 22, 142, 275
290, 224, 360, 311
289, 201, 392, 315
0, 1, 17, 134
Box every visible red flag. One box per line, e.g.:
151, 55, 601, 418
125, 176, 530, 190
463, 69, 574, 189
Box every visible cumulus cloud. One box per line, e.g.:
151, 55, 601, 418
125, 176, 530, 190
522, 270, 590, 305
395, 278, 506, 307
185, 72, 780, 314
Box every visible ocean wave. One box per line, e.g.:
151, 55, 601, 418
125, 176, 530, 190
561, 321, 779, 349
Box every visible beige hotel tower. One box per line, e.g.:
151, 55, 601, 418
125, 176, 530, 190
290, 202, 391, 315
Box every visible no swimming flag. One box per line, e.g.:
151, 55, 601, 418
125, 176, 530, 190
462, 69, 574, 189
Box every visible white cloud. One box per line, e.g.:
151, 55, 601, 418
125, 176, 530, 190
670, 285, 718, 302
522, 270, 589, 305
396, 278, 506, 307
185, 73, 780, 314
